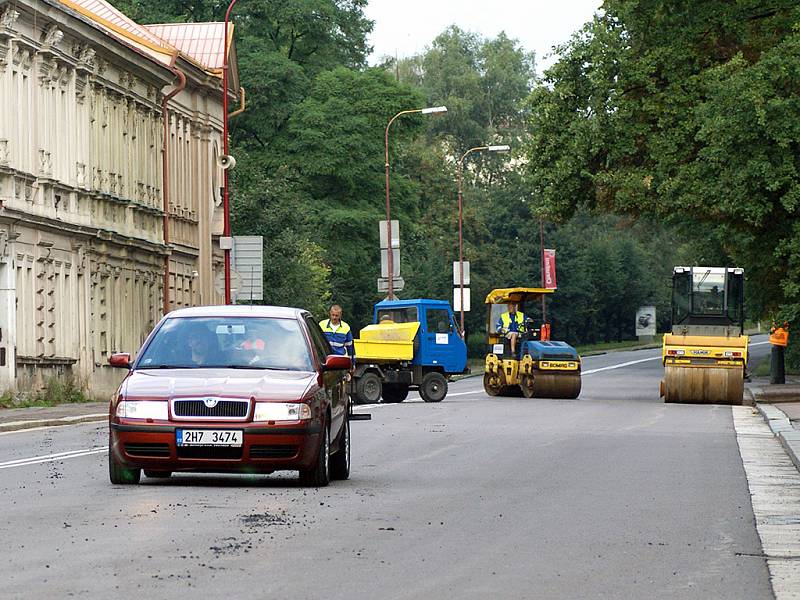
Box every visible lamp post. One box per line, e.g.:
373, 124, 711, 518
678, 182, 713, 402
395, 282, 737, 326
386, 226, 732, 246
456, 144, 510, 337
384, 105, 447, 299
222, 0, 238, 304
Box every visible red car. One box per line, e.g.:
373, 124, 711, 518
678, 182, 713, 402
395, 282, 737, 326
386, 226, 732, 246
107, 305, 360, 486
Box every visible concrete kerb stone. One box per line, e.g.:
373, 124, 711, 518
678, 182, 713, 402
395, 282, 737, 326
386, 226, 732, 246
0, 413, 107, 433
756, 403, 800, 472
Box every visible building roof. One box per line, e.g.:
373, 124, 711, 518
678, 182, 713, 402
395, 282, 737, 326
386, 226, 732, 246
58, 0, 177, 66
145, 22, 228, 73
56, 0, 237, 85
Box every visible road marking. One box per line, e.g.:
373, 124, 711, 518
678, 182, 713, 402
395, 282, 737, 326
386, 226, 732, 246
0, 446, 108, 470
732, 406, 800, 599
582, 356, 661, 375
581, 340, 770, 375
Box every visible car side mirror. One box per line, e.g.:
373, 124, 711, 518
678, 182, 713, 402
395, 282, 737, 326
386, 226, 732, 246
109, 353, 131, 369
323, 355, 351, 371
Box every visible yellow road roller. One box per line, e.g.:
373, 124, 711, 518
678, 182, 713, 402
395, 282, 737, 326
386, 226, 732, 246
483, 287, 581, 399
661, 266, 747, 405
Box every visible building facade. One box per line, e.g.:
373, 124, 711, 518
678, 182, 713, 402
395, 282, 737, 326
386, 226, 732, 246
0, 0, 237, 396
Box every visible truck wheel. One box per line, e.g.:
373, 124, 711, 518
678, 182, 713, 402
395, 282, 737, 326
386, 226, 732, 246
355, 372, 382, 404
420, 372, 447, 402
382, 384, 409, 403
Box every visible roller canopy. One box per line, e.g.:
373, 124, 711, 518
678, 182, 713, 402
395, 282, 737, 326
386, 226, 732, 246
485, 287, 554, 305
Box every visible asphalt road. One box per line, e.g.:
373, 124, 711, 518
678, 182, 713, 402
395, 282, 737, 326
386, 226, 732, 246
0, 338, 778, 599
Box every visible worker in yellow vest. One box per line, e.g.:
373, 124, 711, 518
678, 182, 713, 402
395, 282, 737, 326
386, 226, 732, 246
497, 302, 526, 356
320, 304, 356, 366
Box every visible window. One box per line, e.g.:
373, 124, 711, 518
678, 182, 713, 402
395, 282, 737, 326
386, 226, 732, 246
426, 309, 452, 334
691, 268, 725, 316
137, 316, 313, 371
306, 318, 332, 363
376, 306, 418, 324
672, 271, 691, 324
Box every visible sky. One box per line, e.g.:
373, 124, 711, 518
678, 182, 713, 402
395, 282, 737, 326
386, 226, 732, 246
364, 0, 603, 71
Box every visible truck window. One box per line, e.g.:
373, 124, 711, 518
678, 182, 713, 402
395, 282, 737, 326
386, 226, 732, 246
376, 307, 418, 323
426, 309, 452, 334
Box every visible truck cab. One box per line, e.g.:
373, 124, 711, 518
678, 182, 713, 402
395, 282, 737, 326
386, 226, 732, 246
350, 299, 468, 404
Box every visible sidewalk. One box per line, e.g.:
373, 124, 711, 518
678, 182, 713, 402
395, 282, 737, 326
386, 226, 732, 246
0, 402, 107, 433
749, 377, 800, 471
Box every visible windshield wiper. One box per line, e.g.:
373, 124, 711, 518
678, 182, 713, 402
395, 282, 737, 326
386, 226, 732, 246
213, 365, 284, 370
138, 365, 199, 370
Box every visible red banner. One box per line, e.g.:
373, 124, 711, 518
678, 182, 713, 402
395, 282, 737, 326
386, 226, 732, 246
543, 249, 557, 289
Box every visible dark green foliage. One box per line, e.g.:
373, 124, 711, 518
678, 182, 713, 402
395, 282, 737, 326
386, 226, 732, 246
524, 0, 800, 364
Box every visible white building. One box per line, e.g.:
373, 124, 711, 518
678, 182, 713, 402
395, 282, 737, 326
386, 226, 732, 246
0, 0, 240, 395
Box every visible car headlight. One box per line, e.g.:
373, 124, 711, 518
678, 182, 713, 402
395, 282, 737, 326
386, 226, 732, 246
253, 402, 311, 422
116, 400, 168, 420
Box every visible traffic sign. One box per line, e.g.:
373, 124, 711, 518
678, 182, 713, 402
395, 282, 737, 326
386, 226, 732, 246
380, 248, 400, 278
453, 287, 471, 312
453, 261, 470, 286
378, 220, 400, 249
231, 236, 263, 300
377, 277, 405, 292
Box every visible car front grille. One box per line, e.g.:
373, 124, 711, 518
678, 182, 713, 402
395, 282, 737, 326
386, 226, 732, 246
177, 446, 243, 460
173, 399, 250, 419
249, 445, 299, 459
124, 443, 171, 458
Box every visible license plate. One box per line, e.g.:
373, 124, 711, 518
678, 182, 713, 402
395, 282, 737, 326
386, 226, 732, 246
176, 429, 243, 447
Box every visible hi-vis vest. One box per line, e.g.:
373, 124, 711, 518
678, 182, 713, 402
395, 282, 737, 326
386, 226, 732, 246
320, 319, 355, 357
500, 312, 525, 333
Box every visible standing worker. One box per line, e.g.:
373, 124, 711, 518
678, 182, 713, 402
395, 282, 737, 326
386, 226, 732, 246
497, 302, 526, 356
320, 304, 356, 365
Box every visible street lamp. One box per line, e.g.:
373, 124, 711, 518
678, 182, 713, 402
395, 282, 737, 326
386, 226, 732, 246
456, 144, 510, 337
384, 105, 447, 299
222, 0, 239, 304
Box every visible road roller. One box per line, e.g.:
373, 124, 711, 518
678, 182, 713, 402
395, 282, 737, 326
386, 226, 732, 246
483, 287, 581, 399
661, 266, 748, 405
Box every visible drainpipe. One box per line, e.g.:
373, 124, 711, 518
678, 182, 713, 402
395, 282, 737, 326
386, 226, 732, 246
229, 87, 246, 118
161, 65, 187, 316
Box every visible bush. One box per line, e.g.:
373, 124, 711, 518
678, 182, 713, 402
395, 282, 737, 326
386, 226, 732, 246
0, 376, 91, 409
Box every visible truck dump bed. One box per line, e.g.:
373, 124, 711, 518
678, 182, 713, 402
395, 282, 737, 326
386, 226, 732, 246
354, 322, 419, 362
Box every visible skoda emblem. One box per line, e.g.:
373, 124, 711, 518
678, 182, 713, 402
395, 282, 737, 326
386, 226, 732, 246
203, 397, 219, 409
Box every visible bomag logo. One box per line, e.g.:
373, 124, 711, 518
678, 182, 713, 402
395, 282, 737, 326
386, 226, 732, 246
540, 361, 578, 370
691, 349, 710, 356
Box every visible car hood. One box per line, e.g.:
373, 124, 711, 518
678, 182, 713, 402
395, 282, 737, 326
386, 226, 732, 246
122, 368, 317, 402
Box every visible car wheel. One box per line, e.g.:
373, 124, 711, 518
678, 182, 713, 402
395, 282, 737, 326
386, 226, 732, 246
144, 470, 172, 478
355, 372, 382, 404
420, 372, 447, 402
382, 384, 409, 403
330, 418, 350, 481
299, 424, 330, 487
108, 444, 141, 485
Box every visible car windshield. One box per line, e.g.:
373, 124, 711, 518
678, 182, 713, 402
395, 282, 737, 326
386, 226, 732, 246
137, 316, 313, 371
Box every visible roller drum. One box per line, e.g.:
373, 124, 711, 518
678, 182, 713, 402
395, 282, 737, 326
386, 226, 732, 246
530, 372, 582, 399
662, 365, 744, 405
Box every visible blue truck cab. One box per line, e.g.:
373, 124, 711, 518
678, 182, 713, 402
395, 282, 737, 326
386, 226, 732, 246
350, 299, 468, 404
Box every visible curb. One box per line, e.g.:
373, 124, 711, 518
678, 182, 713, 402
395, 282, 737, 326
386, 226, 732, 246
0, 413, 107, 433
755, 403, 800, 471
